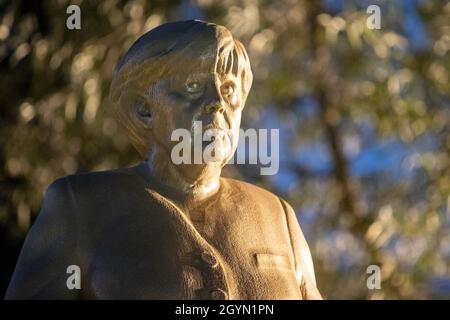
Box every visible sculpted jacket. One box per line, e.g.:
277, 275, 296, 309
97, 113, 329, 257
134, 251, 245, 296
5, 162, 322, 300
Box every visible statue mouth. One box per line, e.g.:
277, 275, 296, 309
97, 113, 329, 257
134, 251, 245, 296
187, 120, 233, 164
192, 122, 228, 145
202, 123, 228, 132
201, 124, 230, 143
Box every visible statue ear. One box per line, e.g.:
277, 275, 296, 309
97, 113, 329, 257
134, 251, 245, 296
133, 95, 153, 128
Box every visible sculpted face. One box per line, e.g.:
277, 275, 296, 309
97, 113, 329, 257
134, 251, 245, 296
110, 20, 252, 187
146, 67, 245, 181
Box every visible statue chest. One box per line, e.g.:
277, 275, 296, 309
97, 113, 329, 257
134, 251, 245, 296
79, 187, 301, 299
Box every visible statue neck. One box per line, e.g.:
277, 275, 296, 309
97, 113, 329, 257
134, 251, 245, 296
143, 146, 221, 204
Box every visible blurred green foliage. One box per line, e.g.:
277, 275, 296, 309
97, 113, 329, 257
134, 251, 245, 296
1, 0, 449, 299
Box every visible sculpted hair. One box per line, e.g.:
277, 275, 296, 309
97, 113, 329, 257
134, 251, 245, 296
109, 20, 253, 158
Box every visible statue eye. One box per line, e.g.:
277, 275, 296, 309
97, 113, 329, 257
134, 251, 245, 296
220, 82, 235, 96
135, 98, 151, 122
186, 81, 203, 94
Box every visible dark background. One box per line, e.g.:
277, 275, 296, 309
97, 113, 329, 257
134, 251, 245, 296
1, 0, 449, 299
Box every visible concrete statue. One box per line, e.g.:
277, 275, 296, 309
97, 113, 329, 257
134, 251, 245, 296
6, 20, 322, 300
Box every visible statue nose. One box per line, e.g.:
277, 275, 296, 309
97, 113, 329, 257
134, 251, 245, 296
204, 81, 224, 114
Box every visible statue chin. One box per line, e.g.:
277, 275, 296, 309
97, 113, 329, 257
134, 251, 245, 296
174, 162, 222, 191
202, 136, 233, 165
175, 140, 233, 187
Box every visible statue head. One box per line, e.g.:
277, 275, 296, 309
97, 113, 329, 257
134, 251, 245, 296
110, 20, 252, 187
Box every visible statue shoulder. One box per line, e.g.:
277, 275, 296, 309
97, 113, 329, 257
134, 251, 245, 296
45, 165, 143, 205
64, 165, 140, 190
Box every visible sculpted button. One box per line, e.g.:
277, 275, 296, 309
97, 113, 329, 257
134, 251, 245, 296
201, 251, 218, 268
210, 288, 228, 300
